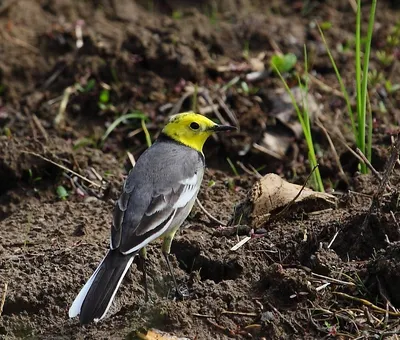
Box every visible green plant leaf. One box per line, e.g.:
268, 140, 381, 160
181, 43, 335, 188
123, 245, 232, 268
56, 186, 69, 200
271, 53, 297, 73
99, 89, 110, 104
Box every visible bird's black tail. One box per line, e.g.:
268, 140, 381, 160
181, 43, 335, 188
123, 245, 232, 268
69, 249, 137, 324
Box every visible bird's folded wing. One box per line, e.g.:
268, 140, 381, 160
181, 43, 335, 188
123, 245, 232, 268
111, 172, 200, 254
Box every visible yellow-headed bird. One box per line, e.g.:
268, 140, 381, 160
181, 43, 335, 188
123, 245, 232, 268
69, 112, 235, 324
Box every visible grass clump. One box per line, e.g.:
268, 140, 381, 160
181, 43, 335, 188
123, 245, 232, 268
272, 47, 324, 192
318, 0, 377, 174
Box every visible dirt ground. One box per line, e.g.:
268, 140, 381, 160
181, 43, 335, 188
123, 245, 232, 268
1, 0, 400, 339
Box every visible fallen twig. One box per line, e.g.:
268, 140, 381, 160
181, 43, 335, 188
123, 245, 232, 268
253, 143, 284, 160
23, 151, 102, 188
31, 114, 49, 142
267, 301, 298, 333
230, 236, 251, 251
221, 310, 258, 317
355, 148, 382, 181
311, 272, 356, 286
333, 292, 400, 316
316, 119, 348, 184
0, 282, 8, 317
192, 313, 215, 318
362, 134, 400, 230
54, 86, 73, 127
327, 230, 339, 249
206, 319, 236, 337
127, 151, 136, 168
196, 198, 225, 225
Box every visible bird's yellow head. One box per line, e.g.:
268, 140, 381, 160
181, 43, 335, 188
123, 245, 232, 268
162, 112, 235, 152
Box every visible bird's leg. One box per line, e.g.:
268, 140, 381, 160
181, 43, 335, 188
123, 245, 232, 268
162, 229, 189, 299
139, 247, 149, 302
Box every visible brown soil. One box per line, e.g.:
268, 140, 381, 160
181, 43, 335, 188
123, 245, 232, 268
1, 1, 400, 339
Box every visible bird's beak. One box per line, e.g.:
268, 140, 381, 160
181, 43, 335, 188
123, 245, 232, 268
212, 124, 237, 132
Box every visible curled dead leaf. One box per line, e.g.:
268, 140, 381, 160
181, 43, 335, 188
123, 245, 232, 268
232, 173, 336, 228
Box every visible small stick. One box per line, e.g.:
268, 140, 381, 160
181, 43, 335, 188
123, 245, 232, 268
230, 236, 251, 251
216, 96, 239, 128
127, 127, 143, 138
23, 151, 101, 188
127, 151, 136, 168
247, 164, 263, 179
311, 272, 355, 286
390, 211, 399, 230
363, 305, 375, 326
206, 319, 236, 337
312, 306, 361, 331
253, 143, 283, 160
355, 148, 382, 181
315, 282, 330, 292
221, 310, 258, 317
316, 119, 348, 184
196, 198, 225, 225
90, 167, 103, 182
267, 301, 298, 333
308, 74, 345, 98
348, 190, 373, 199
362, 135, 400, 230
236, 161, 262, 179
31, 114, 49, 142
0, 282, 7, 317
192, 313, 215, 318
333, 292, 400, 316
339, 139, 366, 164
201, 91, 230, 126
327, 230, 339, 249
169, 90, 194, 116
377, 276, 398, 313
54, 86, 73, 127
375, 135, 400, 201
236, 161, 259, 177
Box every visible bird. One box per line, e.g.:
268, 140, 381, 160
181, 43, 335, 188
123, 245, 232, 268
68, 112, 236, 324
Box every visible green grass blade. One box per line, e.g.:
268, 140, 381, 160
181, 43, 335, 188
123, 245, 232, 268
226, 157, 239, 176
367, 93, 373, 163
273, 61, 324, 192
101, 112, 147, 143
356, 0, 362, 133
317, 24, 356, 138
361, 0, 377, 167
141, 118, 152, 147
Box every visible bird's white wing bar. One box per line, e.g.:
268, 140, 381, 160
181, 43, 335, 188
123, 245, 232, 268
121, 209, 177, 255
173, 184, 197, 209
173, 173, 199, 209
179, 173, 198, 185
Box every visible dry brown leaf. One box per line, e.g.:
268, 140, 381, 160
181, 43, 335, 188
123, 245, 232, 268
232, 173, 337, 228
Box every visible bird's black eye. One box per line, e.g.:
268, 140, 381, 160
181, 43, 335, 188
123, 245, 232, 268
190, 122, 200, 130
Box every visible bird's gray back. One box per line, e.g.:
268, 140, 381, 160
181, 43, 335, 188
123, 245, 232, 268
111, 137, 205, 253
